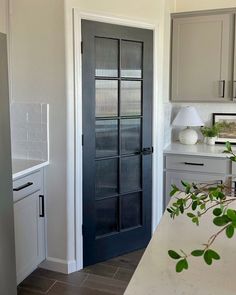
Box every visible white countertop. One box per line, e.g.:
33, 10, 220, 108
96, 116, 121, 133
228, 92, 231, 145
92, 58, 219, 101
125, 201, 236, 295
12, 159, 49, 180
164, 142, 236, 158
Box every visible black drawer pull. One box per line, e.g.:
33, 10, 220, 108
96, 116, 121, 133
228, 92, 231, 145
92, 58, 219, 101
220, 80, 225, 98
184, 162, 204, 166
39, 195, 45, 217
13, 182, 33, 191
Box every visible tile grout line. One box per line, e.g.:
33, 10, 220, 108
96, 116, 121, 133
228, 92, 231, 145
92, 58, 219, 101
79, 273, 90, 287
112, 267, 120, 279
46, 280, 57, 294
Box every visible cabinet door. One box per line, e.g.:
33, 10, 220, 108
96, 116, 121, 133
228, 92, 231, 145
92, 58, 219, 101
14, 192, 44, 284
171, 13, 234, 102
165, 171, 227, 209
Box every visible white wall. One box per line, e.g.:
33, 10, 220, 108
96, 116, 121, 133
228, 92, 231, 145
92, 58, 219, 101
166, 1, 236, 145
176, 0, 236, 12
0, 0, 8, 34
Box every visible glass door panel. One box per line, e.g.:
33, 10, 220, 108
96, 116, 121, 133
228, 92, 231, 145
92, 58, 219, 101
96, 80, 118, 117
121, 40, 143, 78
120, 81, 142, 116
121, 118, 141, 154
96, 120, 118, 157
95, 37, 119, 77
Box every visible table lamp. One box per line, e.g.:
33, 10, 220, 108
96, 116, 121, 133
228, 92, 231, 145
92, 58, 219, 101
172, 106, 204, 145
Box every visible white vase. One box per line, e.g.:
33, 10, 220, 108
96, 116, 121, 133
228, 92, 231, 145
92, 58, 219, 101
206, 137, 217, 146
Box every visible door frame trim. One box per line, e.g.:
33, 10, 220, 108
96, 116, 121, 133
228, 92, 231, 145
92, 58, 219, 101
72, 9, 161, 270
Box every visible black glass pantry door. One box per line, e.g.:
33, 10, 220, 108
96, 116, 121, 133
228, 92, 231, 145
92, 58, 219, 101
82, 20, 153, 266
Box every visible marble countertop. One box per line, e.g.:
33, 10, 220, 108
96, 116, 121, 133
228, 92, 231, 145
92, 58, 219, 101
12, 158, 49, 180
164, 142, 236, 158
125, 201, 236, 295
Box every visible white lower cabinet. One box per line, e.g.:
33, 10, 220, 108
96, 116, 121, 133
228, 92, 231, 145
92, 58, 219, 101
165, 171, 227, 209
164, 145, 236, 211
13, 169, 46, 284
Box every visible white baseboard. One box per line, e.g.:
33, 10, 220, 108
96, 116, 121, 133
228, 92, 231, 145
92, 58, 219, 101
39, 257, 77, 274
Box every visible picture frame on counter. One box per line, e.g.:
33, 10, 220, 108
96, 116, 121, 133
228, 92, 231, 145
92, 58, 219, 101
213, 113, 236, 144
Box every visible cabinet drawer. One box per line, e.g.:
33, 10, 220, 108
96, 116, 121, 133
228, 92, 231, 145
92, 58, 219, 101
165, 155, 229, 174
13, 171, 41, 202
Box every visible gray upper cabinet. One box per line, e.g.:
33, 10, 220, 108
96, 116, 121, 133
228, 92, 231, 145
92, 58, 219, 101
171, 12, 235, 102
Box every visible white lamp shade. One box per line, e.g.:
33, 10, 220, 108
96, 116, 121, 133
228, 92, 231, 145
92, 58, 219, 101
172, 106, 204, 127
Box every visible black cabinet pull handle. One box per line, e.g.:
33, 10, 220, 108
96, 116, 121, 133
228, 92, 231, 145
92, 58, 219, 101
184, 162, 204, 166
13, 182, 33, 191
39, 195, 45, 217
220, 80, 225, 98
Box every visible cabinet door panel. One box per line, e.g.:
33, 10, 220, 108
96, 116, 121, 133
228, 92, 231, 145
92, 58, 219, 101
165, 171, 226, 209
171, 13, 234, 102
14, 192, 39, 284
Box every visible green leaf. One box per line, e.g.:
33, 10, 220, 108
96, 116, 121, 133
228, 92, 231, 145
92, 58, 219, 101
208, 249, 220, 260
226, 141, 232, 152
230, 156, 236, 162
213, 191, 225, 200
191, 250, 204, 257
213, 208, 222, 216
208, 187, 218, 192
192, 217, 199, 226
185, 185, 191, 194
227, 209, 236, 221
181, 181, 189, 188
176, 259, 188, 273
232, 221, 236, 228
226, 225, 234, 238
170, 185, 179, 197
200, 203, 206, 210
204, 250, 212, 265
167, 208, 173, 214
213, 215, 230, 227
187, 213, 195, 218
182, 259, 188, 270
191, 194, 197, 200
179, 204, 184, 214
192, 201, 198, 211
168, 250, 181, 260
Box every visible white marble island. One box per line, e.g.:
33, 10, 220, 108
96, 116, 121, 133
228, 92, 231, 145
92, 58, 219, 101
125, 204, 236, 295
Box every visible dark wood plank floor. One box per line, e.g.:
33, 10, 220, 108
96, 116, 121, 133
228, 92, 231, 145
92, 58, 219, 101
17, 249, 144, 295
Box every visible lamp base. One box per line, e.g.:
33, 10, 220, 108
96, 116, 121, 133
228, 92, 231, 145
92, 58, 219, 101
179, 127, 198, 145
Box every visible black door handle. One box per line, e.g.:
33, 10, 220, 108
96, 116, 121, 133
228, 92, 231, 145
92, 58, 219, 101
142, 147, 153, 155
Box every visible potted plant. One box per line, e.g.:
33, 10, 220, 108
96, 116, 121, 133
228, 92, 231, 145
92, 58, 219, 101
200, 123, 222, 145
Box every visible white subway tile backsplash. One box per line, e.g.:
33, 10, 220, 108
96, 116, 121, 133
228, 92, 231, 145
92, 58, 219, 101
41, 104, 48, 124
27, 104, 42, 123
27, 123, 42, 141
10, 102, 49, 161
